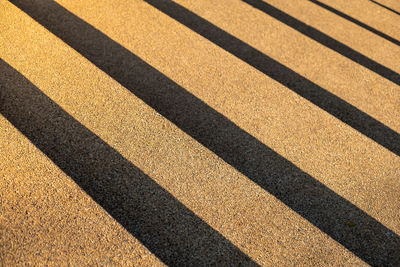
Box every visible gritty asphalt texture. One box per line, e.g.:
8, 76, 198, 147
1, 0, 399, 265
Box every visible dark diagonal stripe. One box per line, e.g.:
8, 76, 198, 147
9, 0, 400, 265
370, 0, 400, 16
309, 0, 400, 46
144, 0, 400, 156
0, 59, 257, 266
242, 0, 400, 85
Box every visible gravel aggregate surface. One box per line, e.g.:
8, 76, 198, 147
1, 0, 399, 265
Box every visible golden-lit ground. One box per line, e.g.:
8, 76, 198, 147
1, 0, 399, 265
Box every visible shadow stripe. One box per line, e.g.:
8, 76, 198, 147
143, 0, 400, 157
0, 59, 257, 266
242, 0, 400, 85
370, 0, 400, 16
309, 0, 400, 46
8, 0, 400, 265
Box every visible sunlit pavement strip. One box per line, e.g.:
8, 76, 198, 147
1, 0, 399, 265
0, 115, 164, 266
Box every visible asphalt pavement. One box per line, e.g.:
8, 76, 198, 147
1, 0, 399, 265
